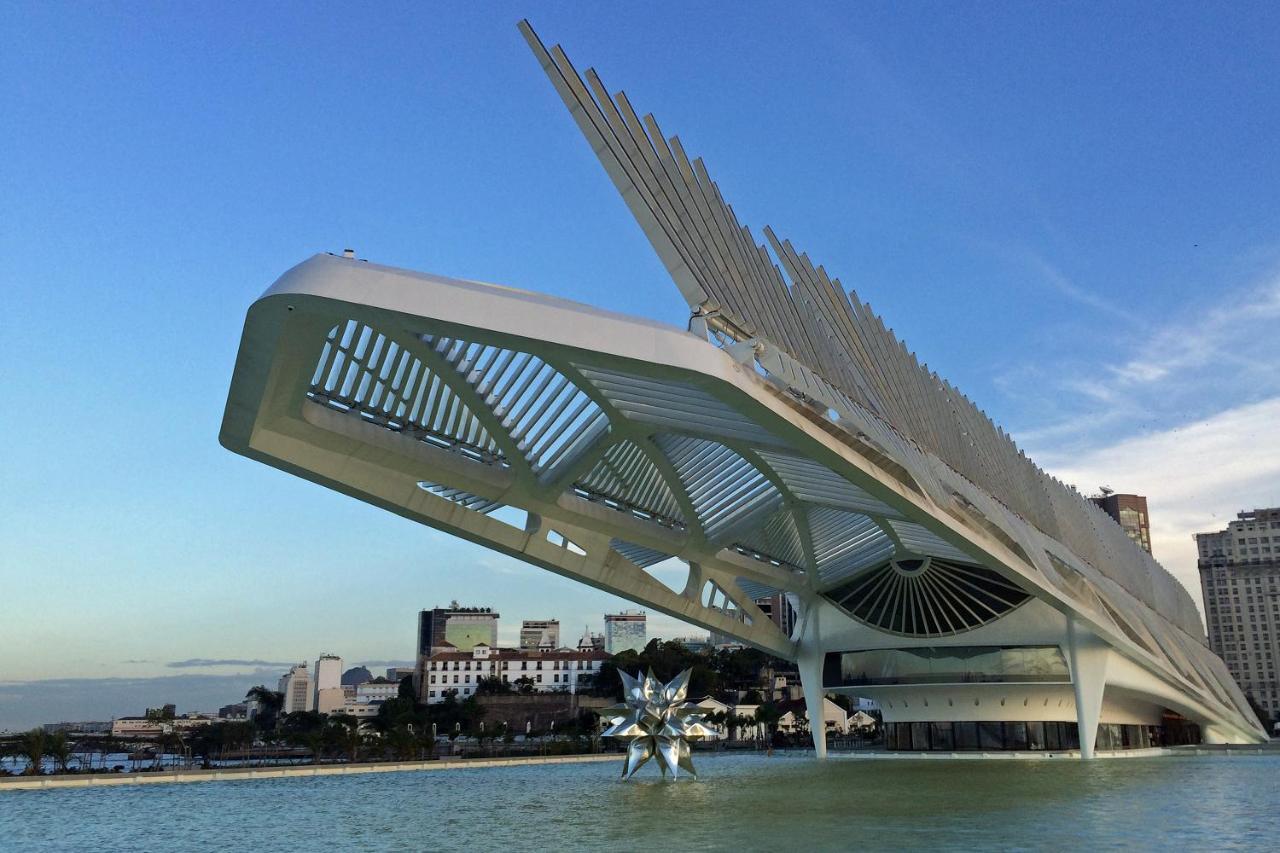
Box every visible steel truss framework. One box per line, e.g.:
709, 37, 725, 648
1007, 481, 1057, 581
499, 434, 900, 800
220, 21, 1267, 750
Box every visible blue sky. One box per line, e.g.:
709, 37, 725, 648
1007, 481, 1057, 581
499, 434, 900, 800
3, 2, 1279, 728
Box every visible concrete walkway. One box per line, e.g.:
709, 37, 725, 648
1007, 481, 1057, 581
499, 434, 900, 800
0, 753, 619, 792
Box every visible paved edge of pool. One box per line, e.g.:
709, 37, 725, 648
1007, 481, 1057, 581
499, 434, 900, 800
0, 753, 621, 791
6, 744, 1275, 790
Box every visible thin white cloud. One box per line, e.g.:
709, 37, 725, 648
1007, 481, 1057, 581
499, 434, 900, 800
1007, 271, 1280, 454
1020, 249, 1142, 326
1042, 397, 1280, 612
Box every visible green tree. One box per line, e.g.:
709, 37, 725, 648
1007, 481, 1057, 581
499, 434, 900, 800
246, 686, 285, 733
281, 711, 326, 763
156, 730, 186, 769
45, 732, 75, 774
475, 676, 512, 695
385, 725, 418, 760
327, 714, 363, 763
19, 728, 47, 776
754, 702, 783, 741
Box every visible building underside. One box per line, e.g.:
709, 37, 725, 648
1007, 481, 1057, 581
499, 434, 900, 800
219, 21, 1267, 756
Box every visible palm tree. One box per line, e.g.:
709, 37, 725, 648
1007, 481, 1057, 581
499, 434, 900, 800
157, 730, 186, 770
46, 732, 74, 774
246, 686, 285, 733
327, 715, 363, 763
19, 728, 47, 776
386, 725, 417, 761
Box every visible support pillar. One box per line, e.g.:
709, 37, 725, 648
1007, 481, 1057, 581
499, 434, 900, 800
1067, 619, 1109, 760
796, 602, 827, 759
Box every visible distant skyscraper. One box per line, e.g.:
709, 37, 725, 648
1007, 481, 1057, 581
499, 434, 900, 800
753, 593, 798, 638
313, 654, 344, 714
604, 610, 646, 654
521, 619, 561, 650
1089, 492, 1152, 554
278, 664, 312, 714
1196, 508, 1280, 722
417, 605, 500, 655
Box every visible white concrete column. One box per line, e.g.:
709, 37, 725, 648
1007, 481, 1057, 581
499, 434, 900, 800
1067, 619, 1109, 760
797, 650, 828, 759
796, 602, 827, 759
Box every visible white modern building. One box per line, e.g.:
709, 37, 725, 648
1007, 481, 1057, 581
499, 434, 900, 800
314, 653, 344, 714
604, 611, 647, 655
278, 664, 313, 715
418, 644, 609, 704
220, 21, 1267, 755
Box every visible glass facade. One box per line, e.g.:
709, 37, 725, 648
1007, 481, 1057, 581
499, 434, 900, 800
825, 646, 1071, 687
884, 720, 1201, 751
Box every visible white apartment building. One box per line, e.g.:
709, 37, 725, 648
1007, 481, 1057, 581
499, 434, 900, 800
111, 715, 214, 739
419, 644, 609, 704
604, 611, 646, 654
355, 679, 401, 703
279, 663, 313, 714
1197, 507, 1280, 720
313, 654, 344, 714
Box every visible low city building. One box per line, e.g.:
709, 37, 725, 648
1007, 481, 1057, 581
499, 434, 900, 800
355, 678, 401, 703
110, 714, 214, 739
777, 698, 851, 737
418, 644, 609, 704
386, 666, 415, 683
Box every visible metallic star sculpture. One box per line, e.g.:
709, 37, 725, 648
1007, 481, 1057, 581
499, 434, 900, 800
602, 668, 712, 779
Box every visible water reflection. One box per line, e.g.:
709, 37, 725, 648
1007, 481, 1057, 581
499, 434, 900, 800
2, 753, 1275, 851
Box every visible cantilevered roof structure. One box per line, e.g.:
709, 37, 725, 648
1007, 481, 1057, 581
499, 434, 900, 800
221, 21, 1267, 754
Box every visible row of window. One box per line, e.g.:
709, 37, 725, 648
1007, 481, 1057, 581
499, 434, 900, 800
427, 660, 599, 671
883, 720, 1202, 751
428, 672, 576, 685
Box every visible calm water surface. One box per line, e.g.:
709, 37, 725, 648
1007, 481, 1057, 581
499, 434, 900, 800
1, 752, 1276, 851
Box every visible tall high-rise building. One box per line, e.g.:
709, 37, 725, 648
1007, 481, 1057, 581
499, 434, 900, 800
754, 593, 798, 639
1090, 492, 1152, 554
417, 605, 500, 655
313, 654, 344, 714
1196, 508, 1280, 723
604, 610, 646, 654
520, 619, 561, 650
278, 664, 313, 714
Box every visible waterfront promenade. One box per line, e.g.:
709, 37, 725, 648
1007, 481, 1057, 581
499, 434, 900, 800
4, 743, 1273, 792
0, 752, 619, 792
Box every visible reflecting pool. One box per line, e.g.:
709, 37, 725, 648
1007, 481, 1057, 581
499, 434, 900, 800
2, 752, 1277, 851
